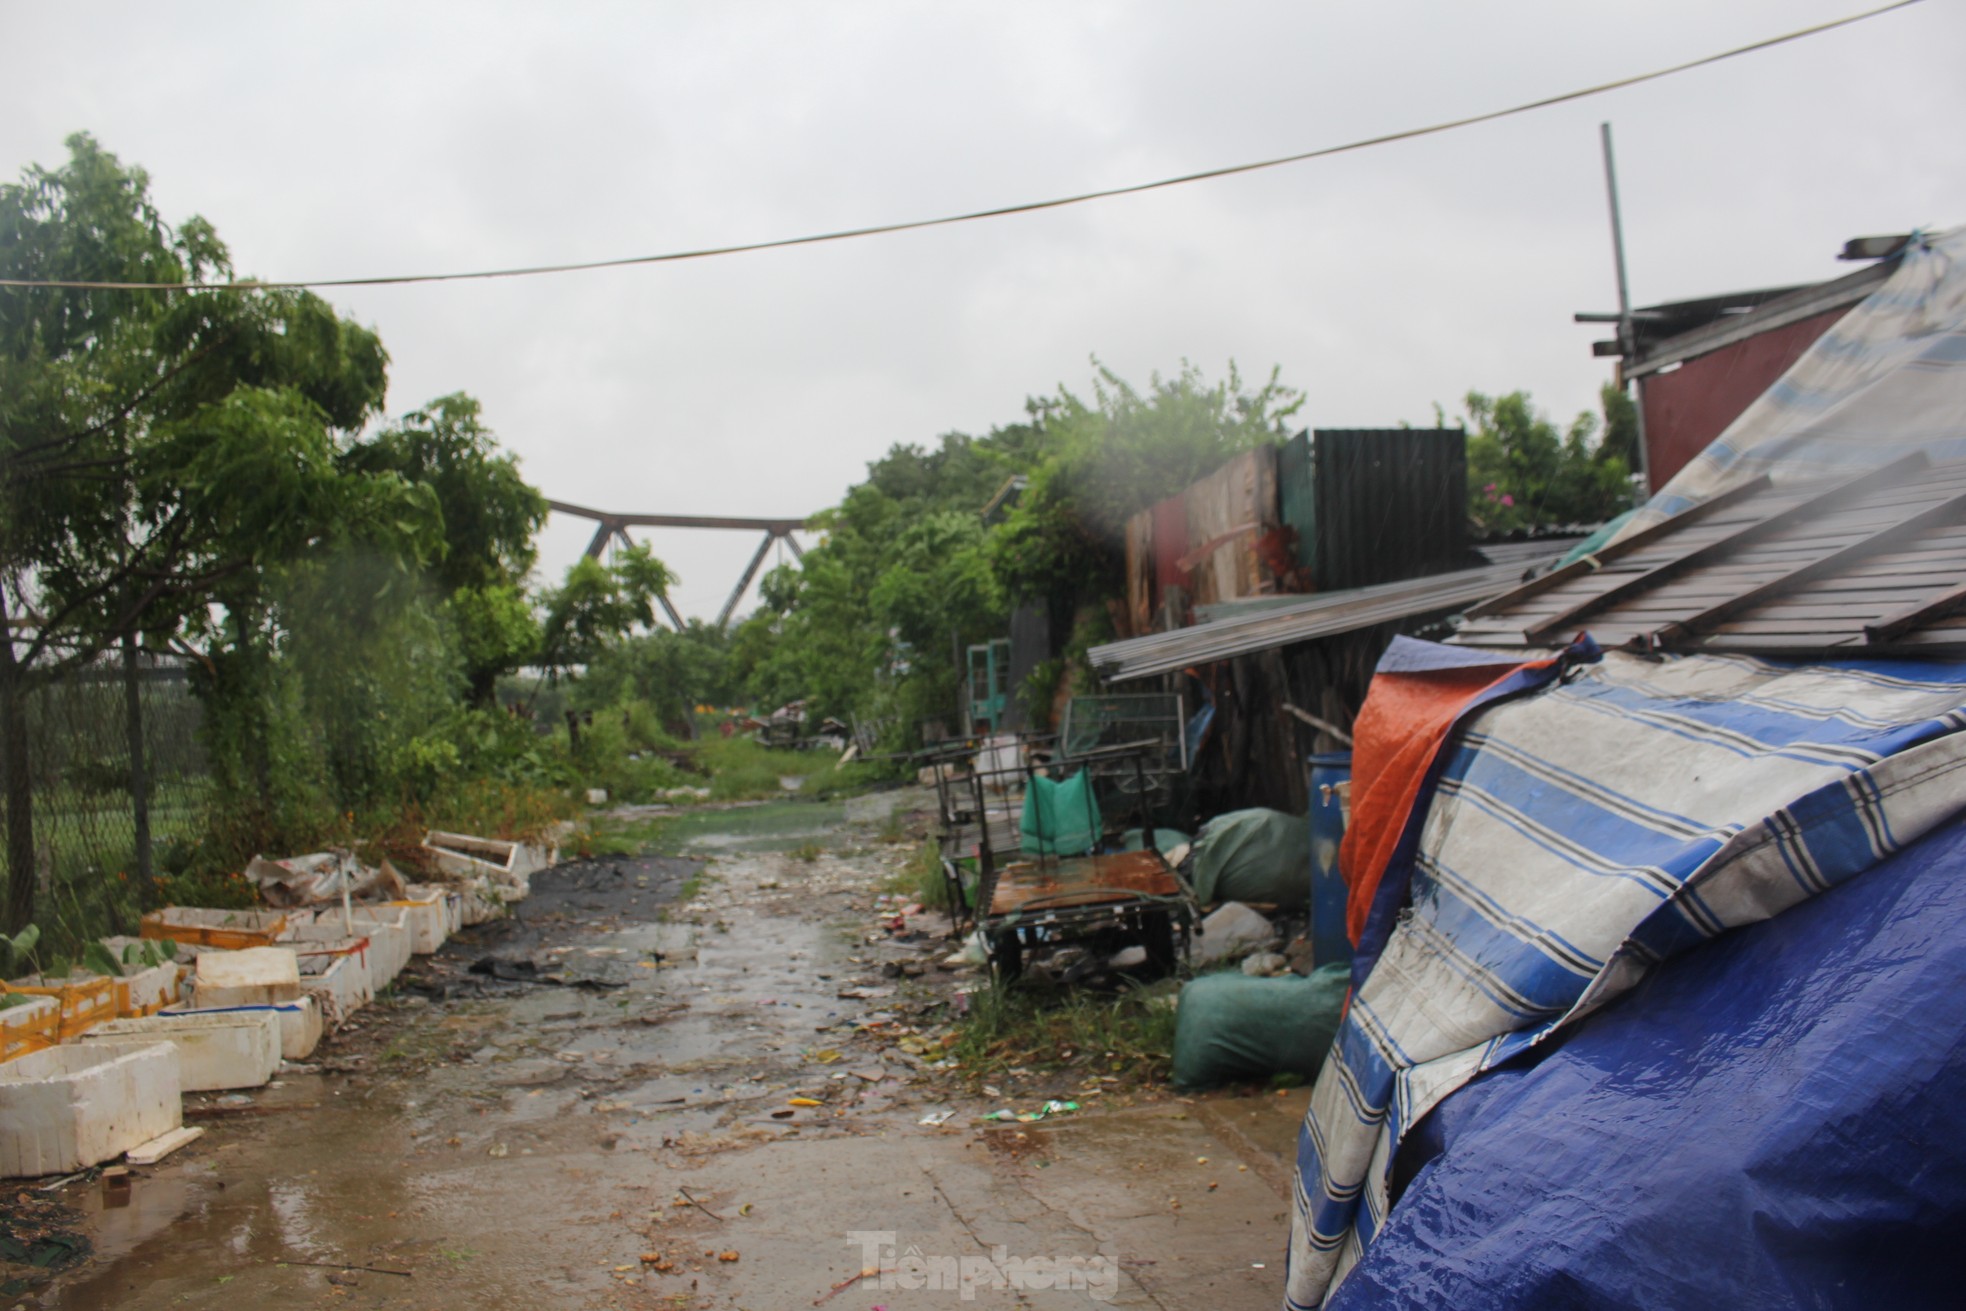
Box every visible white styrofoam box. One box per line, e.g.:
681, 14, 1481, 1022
288, 925, 379, 997
337, 908, 412, 986
0, 1042, 182, 1177
166, 998, 321, 1061
383, 880, 450, 955
296, 949, 370, 1029
195, 947, 301, 1007
79, 1011, 280, 1092
422, 831, 539, 903
455, 875, 504, 926
388, 885, 455, 954
117, 961, 186, 1016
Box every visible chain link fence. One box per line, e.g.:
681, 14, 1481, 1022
0, 650, 208, 944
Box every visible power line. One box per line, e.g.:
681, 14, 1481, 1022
0, 0, 1925, 294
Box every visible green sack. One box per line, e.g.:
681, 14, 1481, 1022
1020, 771, 1101, 856
1170, 964, 1349, 1090
1121, 827, 1190, 853
1190, 808, 1311, 905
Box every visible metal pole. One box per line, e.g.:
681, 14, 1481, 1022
1600, 122, 1651, 492
122, 631, 153, 891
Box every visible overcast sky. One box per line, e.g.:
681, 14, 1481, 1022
5, 1, 1962, 619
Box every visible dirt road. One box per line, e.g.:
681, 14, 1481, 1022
35, 793, 1305, 1309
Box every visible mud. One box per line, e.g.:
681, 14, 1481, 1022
29, 793, 1300, 1309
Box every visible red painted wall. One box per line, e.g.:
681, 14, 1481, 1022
1638, 306, 1851, 489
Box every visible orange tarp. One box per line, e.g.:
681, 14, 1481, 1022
1341, 660, 1546, 944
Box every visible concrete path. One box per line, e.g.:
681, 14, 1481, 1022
39, 798, 1303, 1310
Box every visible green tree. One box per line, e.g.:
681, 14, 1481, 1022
535, 545, 675, 683
342, 393, 548, 704
0, 134, 432, 929
1465, 389, 1635, 533
728, 359, 1302, 741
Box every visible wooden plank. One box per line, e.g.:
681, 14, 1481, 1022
1867, 579, 1966, 643
1461, 475, 1775, 619
1655, 479, 1966, 647
127, 1125, 204, 1165
1524, 455, 1930, 643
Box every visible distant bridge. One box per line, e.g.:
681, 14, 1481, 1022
546, 499, 812, 630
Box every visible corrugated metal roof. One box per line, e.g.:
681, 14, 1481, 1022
1452, 453, 1966, 655
1089, 555, 1563, 682
1472, 536, 1590, 568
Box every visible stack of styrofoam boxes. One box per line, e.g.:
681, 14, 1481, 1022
148, 938, 319, 1061
0, 1041, 182, 1177
191, 947, 311, 1035
0, 995, 59, 1064
78, 1010, 280, 1092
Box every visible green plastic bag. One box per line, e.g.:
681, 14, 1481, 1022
1170, 964, 1349, 1090
1190, 808, 1311, 905
1020, 771, 1101, 856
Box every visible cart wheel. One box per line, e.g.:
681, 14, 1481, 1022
987, 929, 1023, 983
1142, 909, 1177, 974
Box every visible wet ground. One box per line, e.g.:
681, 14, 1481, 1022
27, 792, 1308, 1309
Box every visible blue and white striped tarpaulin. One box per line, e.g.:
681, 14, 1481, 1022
1286, 643, 1966, 1307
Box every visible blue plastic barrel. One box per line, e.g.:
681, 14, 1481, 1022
1307, 752, 1354, 967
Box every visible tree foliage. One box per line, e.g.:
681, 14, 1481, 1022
721, 360, 1302, 740
1464, 388, 1637, 533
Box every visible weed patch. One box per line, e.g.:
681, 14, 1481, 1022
953, 981, 1177, 1085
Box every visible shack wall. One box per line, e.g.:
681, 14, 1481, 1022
1637, 307, 1848, 489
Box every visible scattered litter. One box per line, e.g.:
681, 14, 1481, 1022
981, 1100, 1078, 1123
917, 1110, 956, 1126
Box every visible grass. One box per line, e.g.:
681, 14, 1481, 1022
789, 840, 825, 862
688, 736, 881, 802
885, 838, 956, 911
952, 980, 1179, 1084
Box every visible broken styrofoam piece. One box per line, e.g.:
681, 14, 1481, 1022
422, 831, 538, 904
127, 1125, 204, 1164
246, 851, 410, 908
0, 994, 59, 1063
1108, 945, 1149, 970
0, 1042, 182, 1177
79, 1010, 280, 1092
140, 906, 289, 950
194, 947, 301, 1008
167, 997, 321, 1061
1192, 901, 1280, 966
386, 885, 456, 954
1240, 950, 1291, 977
